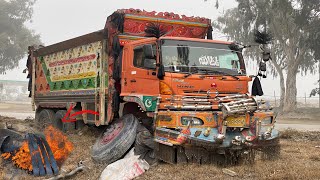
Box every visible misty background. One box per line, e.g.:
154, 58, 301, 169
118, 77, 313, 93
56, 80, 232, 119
0, 0, 319, 100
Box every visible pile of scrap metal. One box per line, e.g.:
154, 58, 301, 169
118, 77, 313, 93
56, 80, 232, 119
0, 128, 59, 176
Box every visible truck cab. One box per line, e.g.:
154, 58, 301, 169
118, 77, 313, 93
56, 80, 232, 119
119, 36, 279, 163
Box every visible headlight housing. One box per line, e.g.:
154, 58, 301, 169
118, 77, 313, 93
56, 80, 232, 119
181, 116, 204, 125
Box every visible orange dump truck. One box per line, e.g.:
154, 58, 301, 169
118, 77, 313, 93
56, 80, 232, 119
29, 9, 279, 164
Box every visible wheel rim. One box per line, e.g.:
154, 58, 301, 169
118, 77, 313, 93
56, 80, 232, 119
100, 120, 124, 144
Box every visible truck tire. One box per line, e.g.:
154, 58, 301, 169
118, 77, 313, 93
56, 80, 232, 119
91, 114, 138, 164
35, 109, 55, 131
53, 110, 75, 132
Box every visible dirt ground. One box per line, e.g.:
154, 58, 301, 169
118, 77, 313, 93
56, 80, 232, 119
0, 103, 320, 179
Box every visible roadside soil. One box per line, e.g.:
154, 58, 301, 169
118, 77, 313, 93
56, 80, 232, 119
0, 102, 34, 120
0, 103, 320, 179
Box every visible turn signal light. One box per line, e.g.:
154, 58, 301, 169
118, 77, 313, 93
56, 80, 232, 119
160, 82, 173, 95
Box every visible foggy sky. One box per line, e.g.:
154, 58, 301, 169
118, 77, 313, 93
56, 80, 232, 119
0, 0, 318, 98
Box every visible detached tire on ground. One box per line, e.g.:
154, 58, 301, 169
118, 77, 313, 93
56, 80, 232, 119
53, 110, 75, 132
91, 114, 138, 164
35, 109, 55, 131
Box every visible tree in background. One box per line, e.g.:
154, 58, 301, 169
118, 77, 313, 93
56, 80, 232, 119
0, 0, 41, 74
214, 0, 320, 112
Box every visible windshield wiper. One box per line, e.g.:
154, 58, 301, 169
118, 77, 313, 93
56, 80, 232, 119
197, 69, 240, 80
183, 69, 207, 78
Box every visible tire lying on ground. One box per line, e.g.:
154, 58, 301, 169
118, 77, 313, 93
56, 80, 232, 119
91, 114, 138, 164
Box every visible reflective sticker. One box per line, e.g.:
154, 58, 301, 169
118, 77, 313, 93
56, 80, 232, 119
131, 71, 137, 74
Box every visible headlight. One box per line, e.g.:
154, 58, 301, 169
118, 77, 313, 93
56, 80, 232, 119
181, 116, 204, 125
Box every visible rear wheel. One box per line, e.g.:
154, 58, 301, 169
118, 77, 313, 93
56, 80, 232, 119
35, 109, 55, 131
53, 110, 75, 132
91, 114, 138, 164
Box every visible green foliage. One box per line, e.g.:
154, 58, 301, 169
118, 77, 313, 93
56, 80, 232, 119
0, 0, 41, 74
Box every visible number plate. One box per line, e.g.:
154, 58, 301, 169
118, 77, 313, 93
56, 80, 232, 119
226, 116, 246, 127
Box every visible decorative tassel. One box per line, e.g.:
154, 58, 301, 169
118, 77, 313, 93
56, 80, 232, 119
144, 23, 167, 38
254, 30, 272, 44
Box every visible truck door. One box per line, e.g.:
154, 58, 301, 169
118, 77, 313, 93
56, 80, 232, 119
122, 42, 159, 97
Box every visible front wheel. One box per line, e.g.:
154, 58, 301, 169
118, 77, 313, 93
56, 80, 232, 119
91, 114, 138, 164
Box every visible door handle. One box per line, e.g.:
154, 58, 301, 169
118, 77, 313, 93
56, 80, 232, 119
130, 79, 136, 83
151, 72, 156, 76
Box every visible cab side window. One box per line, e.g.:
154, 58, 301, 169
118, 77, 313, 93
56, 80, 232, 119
133, 47, 145, 68
133, 44, 156, 69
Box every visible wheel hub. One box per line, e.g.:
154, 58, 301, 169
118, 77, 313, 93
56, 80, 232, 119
101, 121, 123, 144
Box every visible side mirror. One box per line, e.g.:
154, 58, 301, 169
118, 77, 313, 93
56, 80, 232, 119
258, 61, 267, 78
259, 61, 266, 71
143, 45, 154, 58
157, 64, 165, 80
143, 58, 156, 69
260, 44, 271, 62
262, 52, 271, 62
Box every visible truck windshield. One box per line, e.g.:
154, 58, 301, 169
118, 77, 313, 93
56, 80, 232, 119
161, 39, 245, 75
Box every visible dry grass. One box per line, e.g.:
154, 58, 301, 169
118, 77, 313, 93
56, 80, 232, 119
1, 117, 320, 180
137, 139, 320, 180
280, 128, 320, 141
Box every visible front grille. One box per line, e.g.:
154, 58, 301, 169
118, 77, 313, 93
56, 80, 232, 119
162, 95, 213, 110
